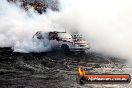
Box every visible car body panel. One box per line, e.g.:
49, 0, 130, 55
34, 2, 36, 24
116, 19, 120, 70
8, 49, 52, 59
33, 31, 90, 52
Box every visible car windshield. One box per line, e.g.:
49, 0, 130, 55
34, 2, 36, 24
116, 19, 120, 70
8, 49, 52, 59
58, 33, 72, 39
74, 34, 82, 39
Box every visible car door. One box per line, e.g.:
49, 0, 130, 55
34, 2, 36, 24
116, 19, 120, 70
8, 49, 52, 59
48, 32, 59, 50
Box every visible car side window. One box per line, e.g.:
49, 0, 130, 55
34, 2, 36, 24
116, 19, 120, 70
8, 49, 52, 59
48, 32, 59, 40
35, 32, 43, 39
49, 32, 54, 40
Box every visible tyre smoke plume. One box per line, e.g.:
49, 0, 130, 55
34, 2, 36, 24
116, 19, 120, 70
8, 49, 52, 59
0, 0, 61, 53
57, 0, 132, 64
0, 0, 132, 64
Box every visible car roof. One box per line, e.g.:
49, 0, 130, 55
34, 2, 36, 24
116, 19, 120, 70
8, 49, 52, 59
52, 31, 66, 33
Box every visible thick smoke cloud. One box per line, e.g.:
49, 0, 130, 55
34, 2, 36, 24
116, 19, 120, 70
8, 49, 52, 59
0, 0, 61, 52
1, 0, 132, 64
56, 0, 132, 64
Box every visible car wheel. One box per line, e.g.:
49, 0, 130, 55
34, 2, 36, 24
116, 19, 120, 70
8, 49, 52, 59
61, 44, 69, 54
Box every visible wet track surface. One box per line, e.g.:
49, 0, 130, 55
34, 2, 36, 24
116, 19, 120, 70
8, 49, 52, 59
0, 48, 131, 88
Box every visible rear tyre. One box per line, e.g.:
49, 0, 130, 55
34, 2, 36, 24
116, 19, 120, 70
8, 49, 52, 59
61, 44, 70, 54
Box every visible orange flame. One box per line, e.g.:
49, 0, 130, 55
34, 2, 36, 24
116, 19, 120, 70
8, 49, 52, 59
78, 66, 86, 76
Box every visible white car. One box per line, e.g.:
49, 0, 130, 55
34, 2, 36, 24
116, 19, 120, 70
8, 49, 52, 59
33, 31, 90, 53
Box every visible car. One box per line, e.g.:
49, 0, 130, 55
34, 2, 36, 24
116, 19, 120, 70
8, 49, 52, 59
32, 31, 90, 53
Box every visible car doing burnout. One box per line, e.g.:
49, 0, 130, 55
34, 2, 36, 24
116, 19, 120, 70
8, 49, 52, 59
32, 31, 90, 53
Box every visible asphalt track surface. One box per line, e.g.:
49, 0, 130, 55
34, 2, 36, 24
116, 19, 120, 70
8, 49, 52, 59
0, 48, 131, 88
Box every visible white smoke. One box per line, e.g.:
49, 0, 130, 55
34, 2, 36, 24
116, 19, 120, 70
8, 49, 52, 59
1, 0, 132, 64
56, 0, 132, 64
0, 0, 62, 53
